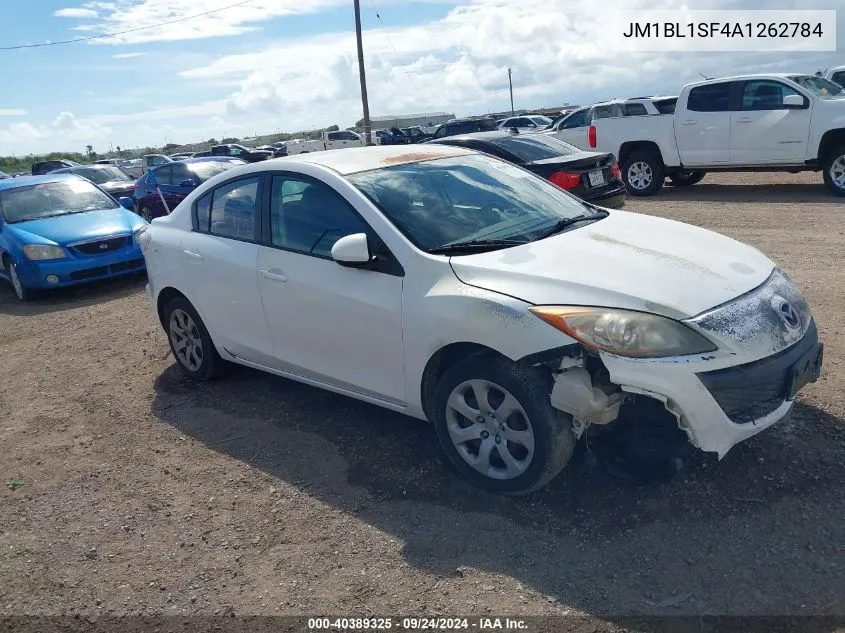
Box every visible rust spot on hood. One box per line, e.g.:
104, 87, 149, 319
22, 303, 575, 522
379, 151, 452, 166
587, 233, 725, 279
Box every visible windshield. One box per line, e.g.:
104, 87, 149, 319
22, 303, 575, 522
788, 75, 845, 99
66, 166, 132, 184
188, 160, 242, 181
490, 135, 580, 162
0, 179, 117, 223
347, 154, 594, 252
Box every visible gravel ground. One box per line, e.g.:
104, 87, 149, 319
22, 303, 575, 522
0, 171, 843, 632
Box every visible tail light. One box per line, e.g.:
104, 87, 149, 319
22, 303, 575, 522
588, 125, 597, 148
610, 162, 621, 180
549, 171, 582, 190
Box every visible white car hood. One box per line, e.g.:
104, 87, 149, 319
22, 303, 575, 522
449, 210, 774, 319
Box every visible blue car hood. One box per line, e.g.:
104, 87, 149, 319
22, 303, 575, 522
8, 207, 144, 246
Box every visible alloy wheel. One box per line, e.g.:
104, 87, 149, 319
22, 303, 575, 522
829, 155, 845, 190
627, 161, 653, 190
445, 379, 536, 480
169, 308, 204, 372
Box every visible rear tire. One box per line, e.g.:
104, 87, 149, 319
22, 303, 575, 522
622, 151, 665, 196
822, 145, 845, 196
668, 170, 706, 187
432, 355, 575, 495
164, 296, 227, 381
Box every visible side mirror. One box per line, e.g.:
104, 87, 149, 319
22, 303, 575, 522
331, 233, 371, 267
528, 123, 537, 128
783, 94, 805, 108
179, 178, 198, 187
118, 197, 135, 210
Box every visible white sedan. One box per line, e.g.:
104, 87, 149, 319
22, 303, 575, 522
138, 145, 822, 494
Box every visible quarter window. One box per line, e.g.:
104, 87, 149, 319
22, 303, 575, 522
195, 192, 211, 232
687, 83, 733, 112
832, 71, 845, 87
209, 177, 259, 241
741, 80, 801, 110
269, 176, 368, 258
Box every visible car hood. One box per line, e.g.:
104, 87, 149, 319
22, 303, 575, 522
8, 207, 144, 247
448, 210, 774, 319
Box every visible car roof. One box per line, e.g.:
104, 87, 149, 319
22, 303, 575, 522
272, 144, 472, 175
0, 173, 82, 190
683, 73, 810, 88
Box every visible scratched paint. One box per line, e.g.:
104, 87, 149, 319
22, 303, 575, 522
588, 233, 725, 280
692, 268, 811, 356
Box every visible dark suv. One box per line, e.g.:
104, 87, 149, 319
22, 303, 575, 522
31, 159, 79, 175
432, 117, 498, 139
210, 144, 273, 163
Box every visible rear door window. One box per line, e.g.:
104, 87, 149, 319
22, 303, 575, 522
209, 177, 260, 241
154, 166, 173, 186
622, 103, 648, 116
687, 83, 734, 112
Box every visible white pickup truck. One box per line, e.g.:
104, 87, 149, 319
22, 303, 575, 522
552, 74, 845, 196
283, 130, 364, 155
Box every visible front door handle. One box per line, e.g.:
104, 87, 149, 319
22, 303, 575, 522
735, 117, 753, 123
261, 269, 287, 282
680, 120, 697, 126
183, 249, 203, 261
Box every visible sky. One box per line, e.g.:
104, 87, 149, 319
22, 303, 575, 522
0, 0, 843, 156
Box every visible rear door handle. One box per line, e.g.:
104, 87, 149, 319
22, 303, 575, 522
260, 269, 287, 282
735, 117, 753, 123
680, 120, 697, 126
183, 249, 203, 261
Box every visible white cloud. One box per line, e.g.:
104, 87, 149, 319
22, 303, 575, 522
54, 7, 99, 18
8, 0, 841, 154
0, 109, 27, 117
113, 52, 147, 59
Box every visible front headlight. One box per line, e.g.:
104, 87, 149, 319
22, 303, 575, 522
22, 245, 66, 261
529, 306, 717, 358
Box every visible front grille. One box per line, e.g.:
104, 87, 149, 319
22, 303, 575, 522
71, 236, 130, 256
68, 259, 144, 281
70, 266, 109, 281
110, 259, 144, 273
698, 322, 818, 424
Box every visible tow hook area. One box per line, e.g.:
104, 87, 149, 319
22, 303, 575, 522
549, 360, 623, 438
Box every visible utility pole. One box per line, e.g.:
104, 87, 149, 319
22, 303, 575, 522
353, 0, 372, 146
508, 67, 515, 116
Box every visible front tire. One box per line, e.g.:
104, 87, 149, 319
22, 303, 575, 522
164, 296, 227, 380
8, 260, 35, 302
822, 145, 845, 196
622, 151, 665, 196
668, 170, 706, 187
432, 355, 575, 495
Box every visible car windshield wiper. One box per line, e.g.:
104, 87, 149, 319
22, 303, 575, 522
532, 211, 608, 241
428, 238, 527, 254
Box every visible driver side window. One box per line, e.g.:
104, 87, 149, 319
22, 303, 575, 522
561, 109, 589, 129
269, 175, 368, 258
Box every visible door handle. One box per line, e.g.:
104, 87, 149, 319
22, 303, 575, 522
735, 117, 753, 123
260, 269, 287, 282
183, 249, 203, 261
680, 120, 697, 126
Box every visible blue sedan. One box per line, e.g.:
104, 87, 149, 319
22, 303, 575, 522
0, 174, 148, 301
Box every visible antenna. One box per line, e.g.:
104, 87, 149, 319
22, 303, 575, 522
699, 72, 712, 80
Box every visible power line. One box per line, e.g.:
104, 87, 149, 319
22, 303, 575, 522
368, 0, 434, 110
0, 0, 256, 51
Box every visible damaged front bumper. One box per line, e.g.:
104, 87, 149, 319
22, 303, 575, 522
546, 269, 823, 458
598, 321, 822, 457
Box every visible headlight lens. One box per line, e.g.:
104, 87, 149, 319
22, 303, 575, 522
22, 245, 66, 260
529, 306, 717, 358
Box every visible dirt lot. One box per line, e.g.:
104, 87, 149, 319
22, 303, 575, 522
1, 172, 843, 631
